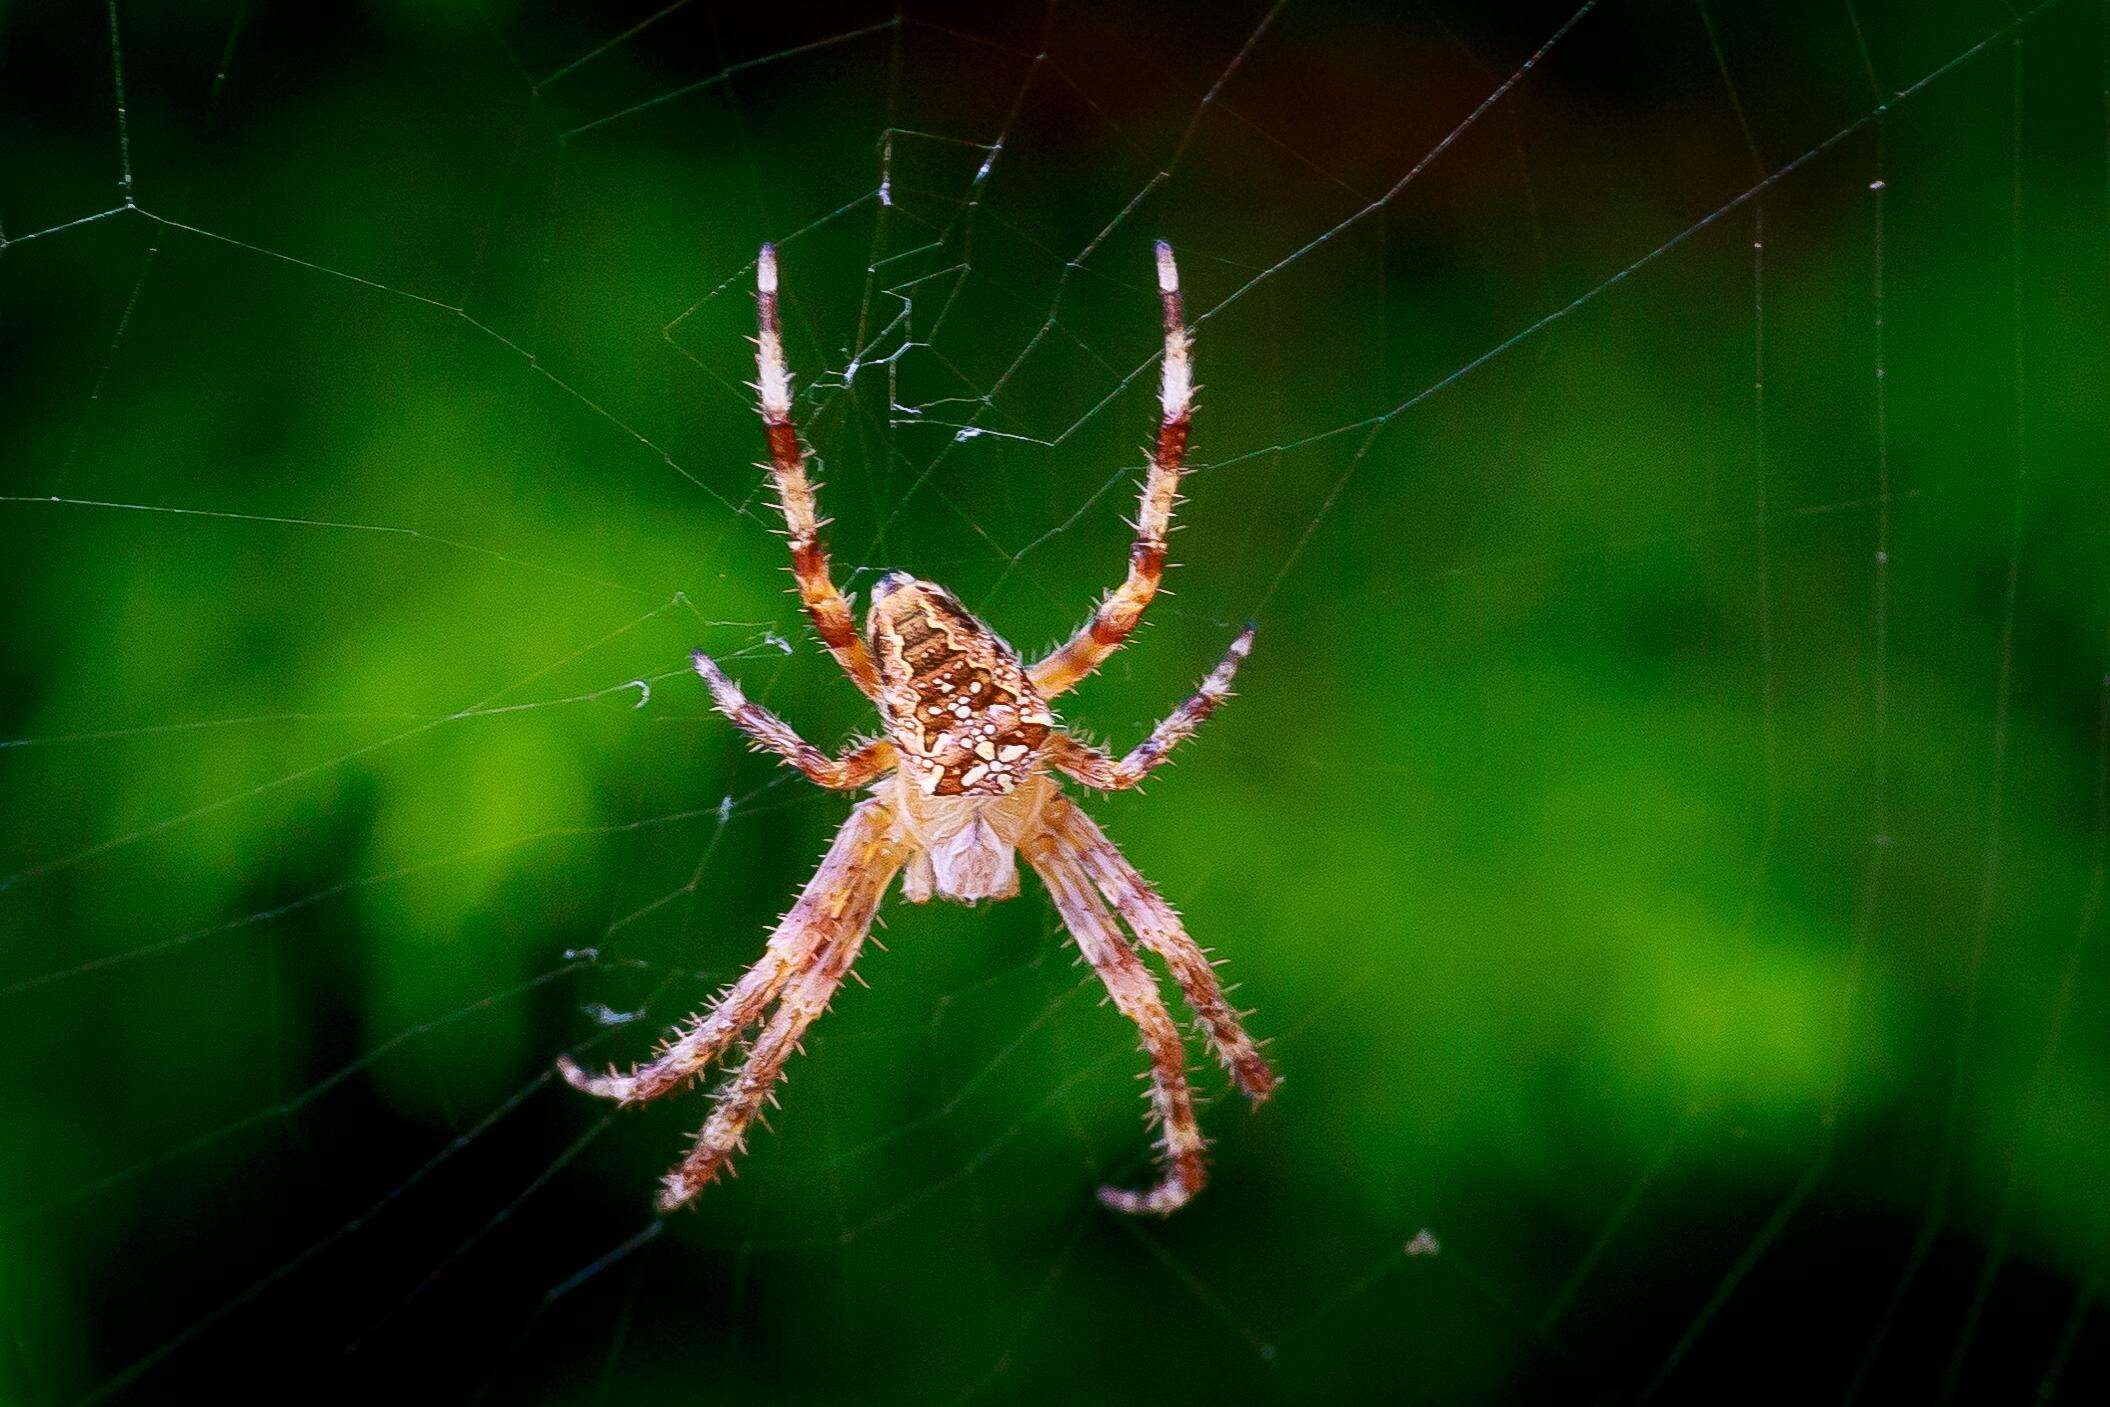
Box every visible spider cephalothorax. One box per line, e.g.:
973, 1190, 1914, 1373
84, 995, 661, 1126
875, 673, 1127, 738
560, 241, 1275, 1216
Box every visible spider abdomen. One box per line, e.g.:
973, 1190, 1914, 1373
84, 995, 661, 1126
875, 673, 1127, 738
866, 572, 1055, 797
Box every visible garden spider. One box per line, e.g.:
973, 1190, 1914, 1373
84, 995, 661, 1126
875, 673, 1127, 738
560, 241, 1276, 1216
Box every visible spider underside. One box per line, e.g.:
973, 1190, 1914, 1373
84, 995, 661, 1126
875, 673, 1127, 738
560, 241, 1276, 1216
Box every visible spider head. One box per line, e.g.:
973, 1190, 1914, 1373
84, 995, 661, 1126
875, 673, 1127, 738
866, 572, 1056, 798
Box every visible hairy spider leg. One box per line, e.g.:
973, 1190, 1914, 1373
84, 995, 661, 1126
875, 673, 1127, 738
655, 899, 886, 1210
558, 798, 904, 1108
1028, 829, 1209, 1215
692, 651, 897, 789
754, 245, 884, 700
1044, 795, 1276, 1101
1030, 241, 1197, 698
1046, 624, 1253, 791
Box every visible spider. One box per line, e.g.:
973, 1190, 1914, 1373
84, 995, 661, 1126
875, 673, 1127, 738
560, 241, 1276, 1216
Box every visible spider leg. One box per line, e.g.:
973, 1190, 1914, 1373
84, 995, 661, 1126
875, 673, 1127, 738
753, 245, 884, 700
692, 651, 896, 789
657, 913, 875, 1211
1044, 794, 1276, 1101
1029, 242, 1195, 699
1026, 829, 1208, 1216
1046, 624, 1252, 791
558, 797, 903, 1106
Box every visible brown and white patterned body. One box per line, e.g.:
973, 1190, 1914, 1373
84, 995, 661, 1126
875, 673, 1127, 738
865, 572, 1059, 903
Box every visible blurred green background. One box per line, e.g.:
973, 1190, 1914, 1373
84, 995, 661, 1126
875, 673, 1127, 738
3, 0, 2107, 1400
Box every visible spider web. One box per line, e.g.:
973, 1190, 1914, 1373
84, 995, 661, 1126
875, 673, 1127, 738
4, 0, 2109, 1400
